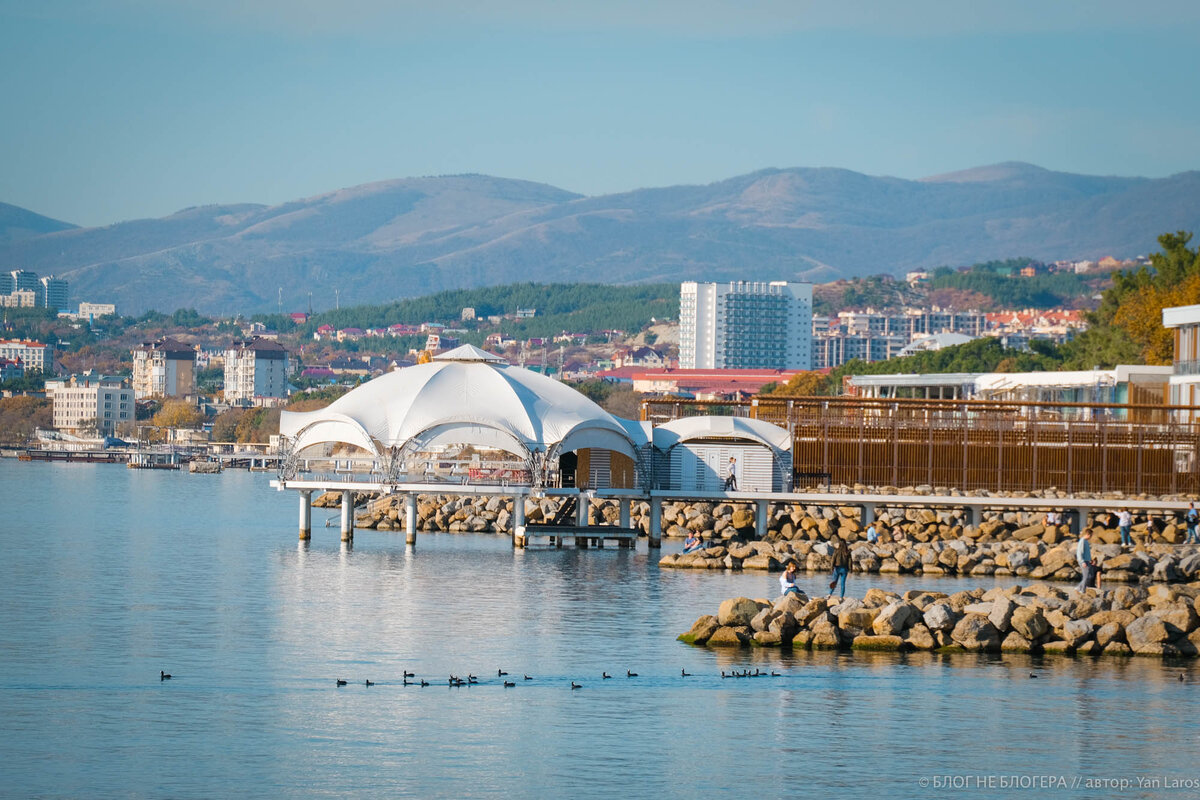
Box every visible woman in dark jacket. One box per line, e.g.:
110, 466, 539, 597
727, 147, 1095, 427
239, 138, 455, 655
829, 538, 851, 600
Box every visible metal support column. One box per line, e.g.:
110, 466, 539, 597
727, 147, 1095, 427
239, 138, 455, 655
755, 499, 768, 539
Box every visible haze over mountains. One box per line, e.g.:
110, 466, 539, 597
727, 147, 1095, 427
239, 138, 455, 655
2, 162, 1198, 315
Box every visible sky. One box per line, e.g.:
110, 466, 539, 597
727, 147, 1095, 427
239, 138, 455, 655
3, 0, 1200, 227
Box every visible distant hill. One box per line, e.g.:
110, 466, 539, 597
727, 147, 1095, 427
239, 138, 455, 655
0, 202, 76, 243
1, 163, 1197, 315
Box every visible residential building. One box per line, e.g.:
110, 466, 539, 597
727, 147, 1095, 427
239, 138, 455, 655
3, 270, 39, 294
812, 332, 907, 369
679, 280, 813, 370
131, 337, 197, 399
0, 339, 52, 373
39, 276, 69, 310
1, 289, 38, 307
78, 302, 116, 319
224, 337, 289, 405
0, 357, 24, 381
1163, 303, 1200, 421
47, 372, 133, 435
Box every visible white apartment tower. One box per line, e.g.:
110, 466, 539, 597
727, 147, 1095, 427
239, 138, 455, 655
224, 337, 289, 404
132, 337, 196, 399
679, 281, 813, 370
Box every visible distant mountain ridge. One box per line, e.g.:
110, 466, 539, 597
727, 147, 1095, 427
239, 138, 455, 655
0, 202, 77, 244
1, 163, 1196, 315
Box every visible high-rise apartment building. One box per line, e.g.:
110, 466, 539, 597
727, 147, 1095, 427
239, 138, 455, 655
679, 281, 813, 370
132, 337, 196, 399
224, 337, 289, 404
39, 276, 69, 311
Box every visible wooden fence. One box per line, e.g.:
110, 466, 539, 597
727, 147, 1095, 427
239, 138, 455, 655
641, 396, 1200, 495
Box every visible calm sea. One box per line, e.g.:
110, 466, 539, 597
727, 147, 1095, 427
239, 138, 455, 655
0, 460, 1196, 799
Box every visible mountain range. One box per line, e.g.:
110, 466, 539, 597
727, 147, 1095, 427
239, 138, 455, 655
2, 162, 1197, 315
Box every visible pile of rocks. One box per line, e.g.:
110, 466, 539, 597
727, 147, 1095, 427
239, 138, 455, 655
659, 538, 1200, 585
680, 583, 1200, 657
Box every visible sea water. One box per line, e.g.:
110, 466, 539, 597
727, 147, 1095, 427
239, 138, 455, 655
0, 460, 1196, 798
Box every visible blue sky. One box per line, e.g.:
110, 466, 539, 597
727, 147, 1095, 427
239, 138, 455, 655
3, 0, 1199, 227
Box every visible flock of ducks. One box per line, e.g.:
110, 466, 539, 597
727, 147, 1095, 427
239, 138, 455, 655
159, 667, 1190, 686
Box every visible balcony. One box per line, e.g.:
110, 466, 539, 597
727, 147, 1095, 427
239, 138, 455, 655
1174, 359, 1200, 376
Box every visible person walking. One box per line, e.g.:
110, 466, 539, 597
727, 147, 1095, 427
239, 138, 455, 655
1076, 529, 1095, 593
723, 456, 737, 491
1117, 508, 1134, 548
828, 537, 851, 600
1185, 502, 1199, 545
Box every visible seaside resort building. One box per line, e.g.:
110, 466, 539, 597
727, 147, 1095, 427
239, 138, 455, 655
47, 373, 133, 435
1163, 303, 1200, 422
131, 337, 196, 399
224, 337, 289, 405
679, 281, 813, 370
0, 339, 53, 373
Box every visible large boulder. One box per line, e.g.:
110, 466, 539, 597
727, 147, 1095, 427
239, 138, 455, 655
923, 603, 958, 632
717, 597, 761, 627
750, 608, 780, 633
679, 615, 720, 645
951, 614, 1002, 651
707, 626, 752, 647
1062, 619, 1095, 647
988, 597, 1017, 633
873, 602, 920, 636
1125, 615, 1171, 654
1010, 606, 1050, 641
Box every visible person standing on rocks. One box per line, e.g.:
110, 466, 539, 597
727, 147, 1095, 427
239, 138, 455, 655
1185, 502, 1199, 545
1076, 529, 1095, 593
723, 457, 737, 491
1117, 508, 1134, 548
828, 537, 851, 600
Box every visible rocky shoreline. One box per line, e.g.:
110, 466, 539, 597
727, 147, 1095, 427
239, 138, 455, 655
680, 583, 1200, 658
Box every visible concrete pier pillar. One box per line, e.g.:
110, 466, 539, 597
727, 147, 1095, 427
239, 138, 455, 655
618, 499, 632, 548
1073, 507, 1091, 535
649, 497, 662, 549
405, 493, 417, 546
965, 504, 982, 528
299, 490, 312, 540
861, 502, 876, 526
513, 495, 527, 548
755, 499, 768, 539
576, 491, 588, 528
340, 489, 354, 542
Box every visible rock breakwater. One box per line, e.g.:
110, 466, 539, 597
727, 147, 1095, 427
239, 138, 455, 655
680, 583, 1200, 657
659, 538, 1200, 585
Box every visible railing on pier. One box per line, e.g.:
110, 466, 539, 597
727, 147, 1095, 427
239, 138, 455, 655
642, 396, 1200, 496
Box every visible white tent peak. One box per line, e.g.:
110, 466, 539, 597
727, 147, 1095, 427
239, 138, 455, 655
433, 344, 504, 363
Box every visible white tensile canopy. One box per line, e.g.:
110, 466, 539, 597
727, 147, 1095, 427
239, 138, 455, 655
279, 344, 645, 461
651, 415, 792, 453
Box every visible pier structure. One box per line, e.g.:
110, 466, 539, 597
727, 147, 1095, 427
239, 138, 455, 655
275, 476, 1200, 548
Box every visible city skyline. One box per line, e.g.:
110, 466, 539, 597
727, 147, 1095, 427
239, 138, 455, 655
2, 1, 1199, 227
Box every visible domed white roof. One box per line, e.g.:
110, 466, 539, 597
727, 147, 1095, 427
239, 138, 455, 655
652, 415, 791, 452
280, 345, 645, 459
